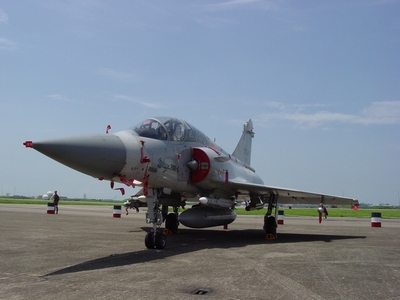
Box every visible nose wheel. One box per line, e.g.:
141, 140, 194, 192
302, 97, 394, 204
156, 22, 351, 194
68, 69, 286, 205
145, 231, 167, 249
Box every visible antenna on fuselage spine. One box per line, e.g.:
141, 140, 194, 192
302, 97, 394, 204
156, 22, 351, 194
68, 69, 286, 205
232, 119, 254, 166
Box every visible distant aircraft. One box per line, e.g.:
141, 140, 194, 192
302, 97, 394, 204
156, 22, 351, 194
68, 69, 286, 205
24, 117, 358, 249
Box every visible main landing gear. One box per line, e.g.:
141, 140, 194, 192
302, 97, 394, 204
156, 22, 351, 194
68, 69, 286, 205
263, 194, 278, 240
165, 208, 179, 234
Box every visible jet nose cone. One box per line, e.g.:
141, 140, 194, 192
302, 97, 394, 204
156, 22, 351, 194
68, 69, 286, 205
31, 134, 126, 179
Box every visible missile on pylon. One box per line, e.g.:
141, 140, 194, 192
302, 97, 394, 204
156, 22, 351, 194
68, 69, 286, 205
199, 197, 234, 208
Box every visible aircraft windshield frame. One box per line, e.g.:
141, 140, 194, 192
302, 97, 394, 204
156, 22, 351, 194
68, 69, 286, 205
131, 117, 210, 144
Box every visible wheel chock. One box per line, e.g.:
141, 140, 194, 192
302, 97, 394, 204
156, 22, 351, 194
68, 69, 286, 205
265, 233, 276, 240
163, 228, 173, 235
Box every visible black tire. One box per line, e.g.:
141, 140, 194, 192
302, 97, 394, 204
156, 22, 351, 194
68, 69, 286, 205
155, 232, 167, 249
145, 232, 154, 249
264, 216, 277, 236
165, 213, 179, 234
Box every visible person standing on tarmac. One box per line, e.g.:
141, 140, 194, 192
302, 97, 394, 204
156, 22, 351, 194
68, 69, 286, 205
53, 191, 60, 214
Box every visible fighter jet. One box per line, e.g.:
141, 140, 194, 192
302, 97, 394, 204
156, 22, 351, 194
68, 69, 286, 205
24, 117, 358, 249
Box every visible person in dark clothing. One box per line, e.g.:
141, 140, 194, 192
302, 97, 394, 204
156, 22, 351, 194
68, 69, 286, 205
53, 191, 60, 214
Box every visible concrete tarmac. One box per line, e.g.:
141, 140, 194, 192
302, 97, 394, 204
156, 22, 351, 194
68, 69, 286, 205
1, 204, 399, 300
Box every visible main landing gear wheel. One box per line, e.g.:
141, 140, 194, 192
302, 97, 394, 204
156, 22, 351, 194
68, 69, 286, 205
264, 215, 277, 240
145, 231, 167, 249
165, 213, 179, 234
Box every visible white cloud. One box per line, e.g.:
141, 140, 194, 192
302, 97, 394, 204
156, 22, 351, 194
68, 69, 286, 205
281, 111, 354, 125
113, 94, 165, 109
360, 101, 400, 125
263, 101, 332, 110
0, 9, 8, 24
0, 37, 17, 51
258, 101, 400, 128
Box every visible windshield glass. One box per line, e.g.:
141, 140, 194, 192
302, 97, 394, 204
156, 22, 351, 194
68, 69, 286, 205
131, 117, 209, 144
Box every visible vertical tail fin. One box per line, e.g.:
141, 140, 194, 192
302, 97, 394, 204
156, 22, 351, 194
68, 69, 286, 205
232, 119, 254, 166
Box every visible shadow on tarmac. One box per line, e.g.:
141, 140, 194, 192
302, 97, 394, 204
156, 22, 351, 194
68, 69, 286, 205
44, 227, 365, 277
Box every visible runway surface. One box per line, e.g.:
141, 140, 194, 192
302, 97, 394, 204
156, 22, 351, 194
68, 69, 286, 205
1, 204, 399, 299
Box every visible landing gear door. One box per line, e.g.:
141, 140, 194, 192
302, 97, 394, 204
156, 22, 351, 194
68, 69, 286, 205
177, 148, 192, 182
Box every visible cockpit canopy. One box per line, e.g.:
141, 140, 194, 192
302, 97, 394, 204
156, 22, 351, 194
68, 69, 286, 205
131, 117, 210, 144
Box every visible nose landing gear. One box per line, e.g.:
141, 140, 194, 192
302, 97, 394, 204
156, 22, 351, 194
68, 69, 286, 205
145, 189, 167, 249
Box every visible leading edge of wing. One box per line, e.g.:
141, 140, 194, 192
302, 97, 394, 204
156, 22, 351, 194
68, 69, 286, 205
228, 180, 358, 206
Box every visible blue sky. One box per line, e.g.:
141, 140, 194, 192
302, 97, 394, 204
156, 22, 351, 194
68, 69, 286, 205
1, 0, 399, 205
